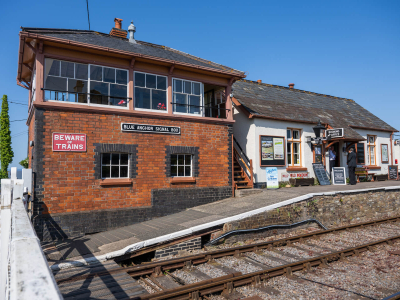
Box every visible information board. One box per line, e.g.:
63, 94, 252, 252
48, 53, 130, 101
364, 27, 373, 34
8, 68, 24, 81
260, 135, 285, 167
266, 167, 279, 189
332, 167, 346, 185
312, 163, 331, 185
121, 123, 181, 135
388, 165, 399, 180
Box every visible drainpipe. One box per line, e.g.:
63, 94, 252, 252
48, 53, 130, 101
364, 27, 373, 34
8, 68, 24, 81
390, 132, 394, 165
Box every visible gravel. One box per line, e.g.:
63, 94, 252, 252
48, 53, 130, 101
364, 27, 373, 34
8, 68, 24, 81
245, 252, 281, 267
196, 263, 227, 278
171, 269, 202, 285
261, 250, 297, 262
138, 278, 158, 294
216, 256, 262, 274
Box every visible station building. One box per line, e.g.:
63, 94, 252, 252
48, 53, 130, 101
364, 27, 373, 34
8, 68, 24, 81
231, 80, 398, 188
17, 19, 246, 240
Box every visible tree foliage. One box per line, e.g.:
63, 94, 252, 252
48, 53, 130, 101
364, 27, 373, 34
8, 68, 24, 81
19, 157, 29, 169
0, 95, 14, 178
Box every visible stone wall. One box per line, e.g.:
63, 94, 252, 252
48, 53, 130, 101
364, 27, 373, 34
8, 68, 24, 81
221, 188, 400, 243
154, 237, 201, 259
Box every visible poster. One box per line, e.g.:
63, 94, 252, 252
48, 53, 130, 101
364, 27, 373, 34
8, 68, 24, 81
261, 138, 273, 160
266, 167, 279, 189
381, 144, 388, 163
273, 138, 284, 160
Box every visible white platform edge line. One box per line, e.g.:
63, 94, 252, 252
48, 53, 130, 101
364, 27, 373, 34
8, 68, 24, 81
50, 185, 400, 271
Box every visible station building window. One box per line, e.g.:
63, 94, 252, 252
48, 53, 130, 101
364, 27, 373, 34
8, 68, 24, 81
101, 153, 129, 178
367, 135, 376, 165
134, 72, 167, 111
287, 129, 301, 166
173, 79, 202, 115
171, 154, 192, 177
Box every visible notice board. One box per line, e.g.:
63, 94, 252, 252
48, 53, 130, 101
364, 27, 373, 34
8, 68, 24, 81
332, 167, 346, 185
388, 165, 399, 180
260, 135, 285, 167
313, 163, 331, 185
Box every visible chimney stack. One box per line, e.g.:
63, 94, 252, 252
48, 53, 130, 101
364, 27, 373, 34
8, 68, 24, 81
110, 18, 128, 38
257, 79, 262, 83
288, 83, 295, 89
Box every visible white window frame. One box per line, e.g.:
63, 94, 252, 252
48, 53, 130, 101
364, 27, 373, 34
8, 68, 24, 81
134, 71, 168, 113
44, 58, 129, 109
367, 135, 376, 166
172, 78, 204, 116
171, 154, 192, 177
101, 153, 129, 179
287, 129, 302, 167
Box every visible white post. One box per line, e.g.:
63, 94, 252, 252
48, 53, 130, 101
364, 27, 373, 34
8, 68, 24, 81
22, 169, 32, 194
10, 167, 17, 180
1, 179, 13, 299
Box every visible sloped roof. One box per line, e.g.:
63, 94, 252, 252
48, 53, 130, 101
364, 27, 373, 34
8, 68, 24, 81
20, 28, 245, 76
233, 80, 397, 139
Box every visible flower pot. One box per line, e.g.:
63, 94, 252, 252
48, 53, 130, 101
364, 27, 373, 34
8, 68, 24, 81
289, 178, 315, 187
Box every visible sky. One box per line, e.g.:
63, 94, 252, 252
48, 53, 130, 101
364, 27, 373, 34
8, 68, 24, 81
1, 0, 399, 168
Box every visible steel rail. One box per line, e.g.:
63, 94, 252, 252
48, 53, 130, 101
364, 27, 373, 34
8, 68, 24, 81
136, 234, 400, 300
56, 215, 400, 285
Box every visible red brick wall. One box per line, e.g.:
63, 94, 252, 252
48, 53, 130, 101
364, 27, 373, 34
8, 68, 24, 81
28, 111, 35, 168
37, 109, 231, 215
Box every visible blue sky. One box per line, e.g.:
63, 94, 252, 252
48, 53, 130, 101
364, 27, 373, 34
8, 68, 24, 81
1, 0, 399, 168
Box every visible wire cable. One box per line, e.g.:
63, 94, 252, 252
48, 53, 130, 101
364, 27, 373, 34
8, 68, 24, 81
86, 0, 91, 30
10, 119, 26, 122
9, 101, 28, 106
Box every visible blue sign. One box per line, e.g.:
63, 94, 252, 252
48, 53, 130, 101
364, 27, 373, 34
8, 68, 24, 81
266, 167, 279, 189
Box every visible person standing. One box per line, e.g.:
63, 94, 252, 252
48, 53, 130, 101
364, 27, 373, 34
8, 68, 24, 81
329, 146, 336, 175
347, 147, 357, 185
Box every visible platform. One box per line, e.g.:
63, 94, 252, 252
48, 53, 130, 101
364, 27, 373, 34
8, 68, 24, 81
44, 181, 400, 268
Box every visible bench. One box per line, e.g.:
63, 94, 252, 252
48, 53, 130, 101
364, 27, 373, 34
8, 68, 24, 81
355, 167, 375, 182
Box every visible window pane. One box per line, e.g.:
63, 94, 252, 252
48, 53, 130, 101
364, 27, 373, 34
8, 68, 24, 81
146, 74, 156, 89
120, 154, 128, 165
357, 143, 365, 164
189, 95, 200, 114
102, 166, 110, 178
68, 79, 87, 94
90, 65, 102, 81
157, 76, 166, 90
178, 166, 184, 176
45, 76, 67, 91
135, 87, 151, 109
185, 166, 191, 176
135, 72, 145, 87
184, 81, 191, 94
110, 84, 127, 107
193, 83, 200, 95
174, 93, 187, 113
371, 146, 375, 165
102, 153, 110, 164
294, 154, 300, 165
103, 67, 115, 83
111, 166, 119, 178
293, 142, 300, 154
111, 154, 119, 165
287, 153, 292, 165
369, 136, 374, 144
287, 129, 291, 139
116, 70, 128, 85
184, 155, 191, 165
75, 63, 88, 80
287, 142, 291, 153
120, 166, 128, 178
152, 90, 167, 110
61, 61, 75, 78
171, 166, 177, 176
45, 59, 60, 77
174, 80, 182, 93
293, 130, 299, 140
171, 155, 177, 165
90, 81, 109, 105
178, 155, 184, 165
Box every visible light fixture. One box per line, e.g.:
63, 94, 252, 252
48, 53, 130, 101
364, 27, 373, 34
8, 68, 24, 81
313, 120, 325, 138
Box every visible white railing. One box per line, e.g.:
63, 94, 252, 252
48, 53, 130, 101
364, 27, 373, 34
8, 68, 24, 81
1, 168, 62, 300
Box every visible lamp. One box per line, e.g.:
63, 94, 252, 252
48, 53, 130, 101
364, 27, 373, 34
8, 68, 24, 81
313, 120, 326, 138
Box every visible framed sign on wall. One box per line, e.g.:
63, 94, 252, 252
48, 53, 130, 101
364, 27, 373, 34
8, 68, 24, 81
260, 135, 286, 167
381, 144, 389, 163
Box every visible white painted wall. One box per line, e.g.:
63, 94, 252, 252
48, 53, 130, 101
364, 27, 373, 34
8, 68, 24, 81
232, 107, 255, 161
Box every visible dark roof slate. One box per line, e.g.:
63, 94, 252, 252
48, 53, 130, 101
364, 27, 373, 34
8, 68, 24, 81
233, 80, 397, 139
21, 28, 244, 75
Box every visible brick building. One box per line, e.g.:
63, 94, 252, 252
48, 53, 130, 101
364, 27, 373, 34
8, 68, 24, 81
17, 19, 245, 241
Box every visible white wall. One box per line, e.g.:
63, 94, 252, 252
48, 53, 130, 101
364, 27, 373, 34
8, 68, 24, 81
232, 107, 255, 160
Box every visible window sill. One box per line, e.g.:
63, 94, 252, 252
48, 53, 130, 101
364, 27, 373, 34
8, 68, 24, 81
99, 178, 132, 186
286, 167, 307, 172
170, 177, 196, 184
365, 166, 381, 170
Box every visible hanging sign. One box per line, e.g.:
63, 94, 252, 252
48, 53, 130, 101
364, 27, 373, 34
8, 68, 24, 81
266, 167, 279, 189
326, 128, 344, 139
312, 163, 331, 185
388, 165, 399, 180
332, 167, 346, 185
52, 133, 86, 152
121, 123, 181, 135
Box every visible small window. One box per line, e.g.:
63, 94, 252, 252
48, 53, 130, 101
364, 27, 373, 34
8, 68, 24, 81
287, 128, 302, 167
173, 79, 203, 115
101, 153, 129, 178
134, 72, 167, 111
171, 154, 192, 177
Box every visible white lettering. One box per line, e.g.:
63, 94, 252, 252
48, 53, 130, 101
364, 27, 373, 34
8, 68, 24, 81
79, 144, 83, 149
61, 144, 66, 149
56, 144, 61, 149
54, 135, 59, 140
60, 135, 64, 141
65, 135, 71, 141
73, 144, 78, 149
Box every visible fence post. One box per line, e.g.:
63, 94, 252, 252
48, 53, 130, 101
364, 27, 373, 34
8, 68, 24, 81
1, 179, 13, 299
10, 167, 17, 180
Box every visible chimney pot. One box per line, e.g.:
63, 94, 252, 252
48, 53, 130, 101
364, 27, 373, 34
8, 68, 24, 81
128, 21, 137, 44
257, 79, 262, 83
114, 18, 123, 29
288, 83, 295, 89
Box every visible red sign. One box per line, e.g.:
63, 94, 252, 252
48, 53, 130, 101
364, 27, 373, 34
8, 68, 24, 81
52, 133, 86, 152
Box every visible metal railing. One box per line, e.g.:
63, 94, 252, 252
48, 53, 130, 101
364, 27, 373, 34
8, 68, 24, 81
1, 168, 62, 300
233, 137, 253, 188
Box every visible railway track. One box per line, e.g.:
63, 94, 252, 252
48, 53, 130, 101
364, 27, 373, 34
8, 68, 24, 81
54, 216, 400, 299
